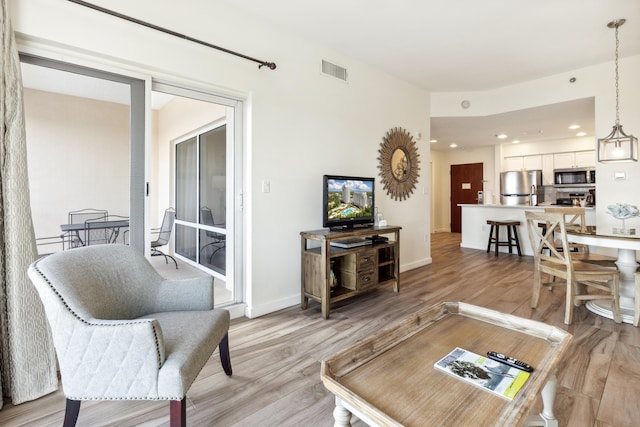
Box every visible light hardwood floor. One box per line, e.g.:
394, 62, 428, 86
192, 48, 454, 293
2, 232, 639, 426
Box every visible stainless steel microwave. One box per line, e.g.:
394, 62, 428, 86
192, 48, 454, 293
553, 168, 595, 187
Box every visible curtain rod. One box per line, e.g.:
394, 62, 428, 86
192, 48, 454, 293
67, 0, 277, 70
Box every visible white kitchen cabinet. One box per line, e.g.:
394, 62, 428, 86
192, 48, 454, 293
574, 150, 596, 167
504, 156, 523, 171
553, 150, 595, 169
542, 154, 554, 185
523, 155, 542, 171
504, 155, 542, 171
553, 152, 575, 169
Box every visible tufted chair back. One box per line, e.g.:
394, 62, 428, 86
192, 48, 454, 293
28, 244, 232, 426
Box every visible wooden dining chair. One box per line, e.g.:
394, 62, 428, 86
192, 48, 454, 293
543, 207, 617, 265
525, 211, 621, 325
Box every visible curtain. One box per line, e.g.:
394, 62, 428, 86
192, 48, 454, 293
0, 0, 58, 407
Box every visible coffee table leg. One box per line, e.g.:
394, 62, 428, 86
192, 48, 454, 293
524, 372, 558, 427
540, 372, 558, 426
333, 397, 352, 427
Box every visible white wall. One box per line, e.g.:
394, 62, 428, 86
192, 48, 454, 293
431, 55, 640, 236
24, 89, 130, 244
11, 0, 432, 317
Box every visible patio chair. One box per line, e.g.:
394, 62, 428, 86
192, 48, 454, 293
27, 244, 231, 427
64, 208, 108, 248
200, 206, 226, 264
84, 214, 130, 246
151, 208, 177, 268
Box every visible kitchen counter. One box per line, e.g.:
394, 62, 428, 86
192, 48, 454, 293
459, 204, 595, 256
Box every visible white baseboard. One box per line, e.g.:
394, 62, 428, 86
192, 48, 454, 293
243, 259, 434, 319
224, 303, 247, 320
244, 294, 300, 319
460, 242, 485, 251
401, 258, 432, 272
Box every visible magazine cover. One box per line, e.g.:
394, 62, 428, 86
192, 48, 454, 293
434, 347, 530, 400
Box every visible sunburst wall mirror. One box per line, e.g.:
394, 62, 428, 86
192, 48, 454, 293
378, 127, 420, 201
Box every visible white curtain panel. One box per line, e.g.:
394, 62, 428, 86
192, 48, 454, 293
0, 0, 58, 406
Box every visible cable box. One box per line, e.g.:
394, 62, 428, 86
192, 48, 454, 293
330, 238, 373, 249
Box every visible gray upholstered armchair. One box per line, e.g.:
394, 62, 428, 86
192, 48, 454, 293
27, 244, 231, 427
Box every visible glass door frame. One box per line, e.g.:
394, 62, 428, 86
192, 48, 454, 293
174, 120, 228, 279
153, 80, 244, 306
19, 53, 148, 253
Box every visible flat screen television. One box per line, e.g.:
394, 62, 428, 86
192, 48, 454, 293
322, 175, 375, 230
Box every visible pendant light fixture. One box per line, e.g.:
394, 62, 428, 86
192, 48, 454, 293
597, 19, 638, 163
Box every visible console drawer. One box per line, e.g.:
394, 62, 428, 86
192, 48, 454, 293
356, 250, 376, 270
357, 269, 377, 289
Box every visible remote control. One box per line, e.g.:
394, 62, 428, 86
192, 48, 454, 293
487, 351, 533, 372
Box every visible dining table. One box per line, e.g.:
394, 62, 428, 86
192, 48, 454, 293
567, 229, 640, 324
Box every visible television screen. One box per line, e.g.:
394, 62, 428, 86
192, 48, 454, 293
323, 175, 375, 229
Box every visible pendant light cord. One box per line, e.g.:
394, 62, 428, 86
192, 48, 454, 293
67, 0, 277, 70
614, 23, 620, 125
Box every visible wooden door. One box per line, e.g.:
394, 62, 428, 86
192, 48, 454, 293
450, 163, 483, 233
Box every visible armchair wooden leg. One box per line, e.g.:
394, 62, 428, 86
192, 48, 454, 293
170, 399, 186, 427
63, 399, 81, 427
219, 333, 233, 376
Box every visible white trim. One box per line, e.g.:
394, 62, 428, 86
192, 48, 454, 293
224, 303, 247, 320
16, 33, 248, 102
400, 259, 432, 272
245, 295, 300, 319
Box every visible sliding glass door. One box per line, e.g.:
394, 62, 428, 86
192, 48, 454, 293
19, 54, 146, 254
175, 123, 227, 270
156, 81, 242, 307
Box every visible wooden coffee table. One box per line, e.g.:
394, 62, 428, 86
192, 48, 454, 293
321, 302, 572, 427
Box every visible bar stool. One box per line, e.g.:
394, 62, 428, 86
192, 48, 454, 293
486, 220, 522, 256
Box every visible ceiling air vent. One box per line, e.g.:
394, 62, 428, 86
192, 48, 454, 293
321, 60, 348, 82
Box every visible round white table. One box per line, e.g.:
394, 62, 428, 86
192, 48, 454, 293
567, 231, 640, 324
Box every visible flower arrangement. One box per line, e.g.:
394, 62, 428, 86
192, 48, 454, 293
607, 203, 639, 235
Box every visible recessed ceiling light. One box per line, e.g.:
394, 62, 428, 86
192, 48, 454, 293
576, 132, 587, 137
449, 143, 458, 148
496, 133, 508, 139
512, 140, 520, 144
568, 124, 580, 130
430, 139, 438, 143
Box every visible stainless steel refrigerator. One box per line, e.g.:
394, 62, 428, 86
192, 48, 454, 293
500, 170, 544, 206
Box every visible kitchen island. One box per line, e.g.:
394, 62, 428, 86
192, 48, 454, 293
460, 204, 595, 256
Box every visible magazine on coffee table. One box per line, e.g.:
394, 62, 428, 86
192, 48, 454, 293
434, 347, 530, 400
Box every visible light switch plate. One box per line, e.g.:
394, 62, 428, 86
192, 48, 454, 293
614, 171, 626, 180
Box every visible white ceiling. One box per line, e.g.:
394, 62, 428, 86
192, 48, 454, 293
225, 0, 640, 91
21, 0, 640, 149
430, 97, 596, 151
224, 0, 640, 150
